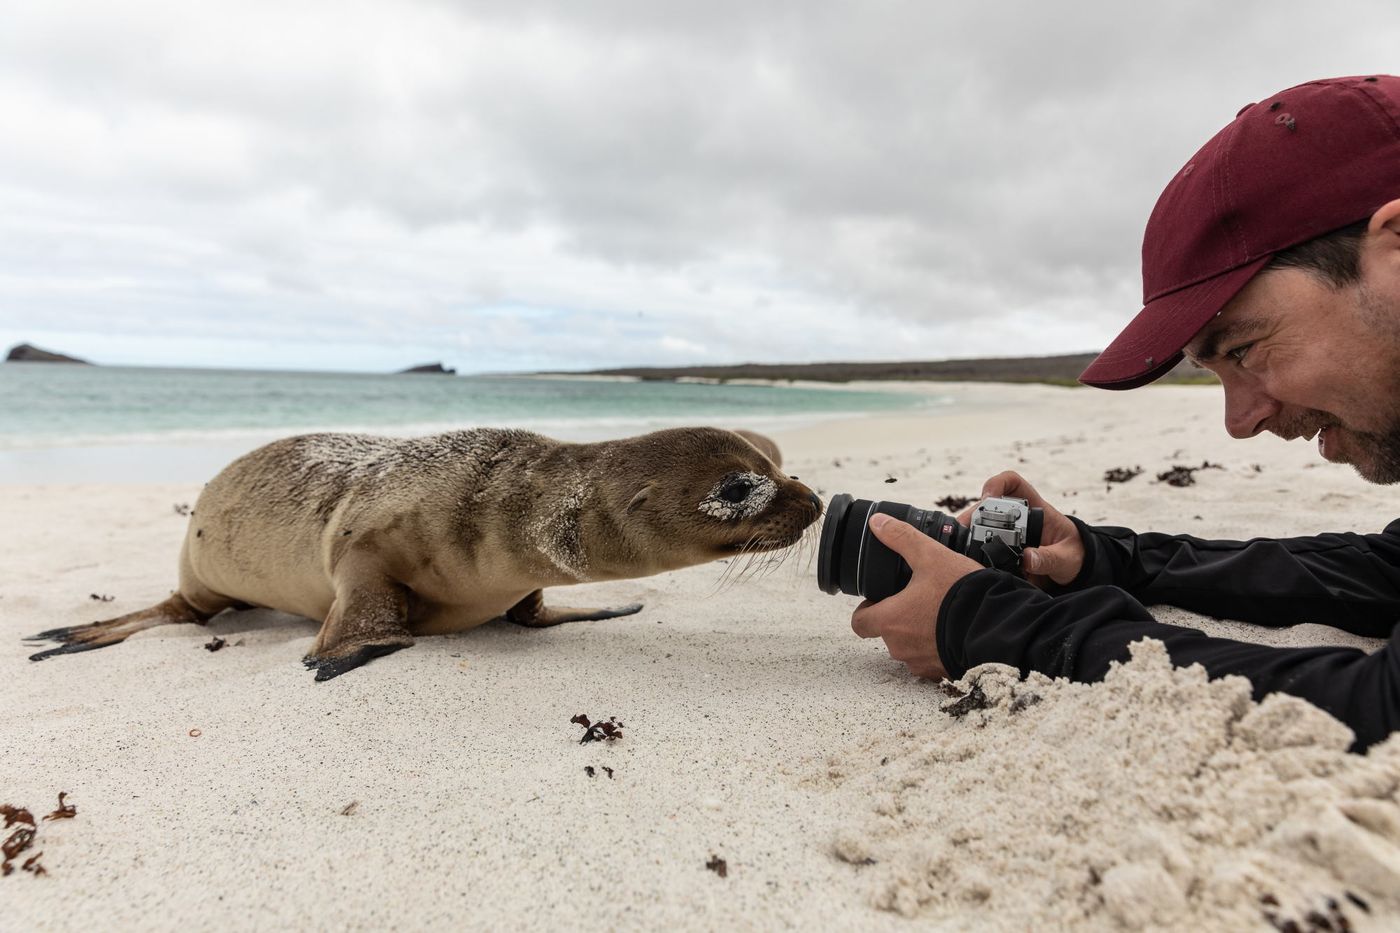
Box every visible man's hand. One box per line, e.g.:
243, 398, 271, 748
849, 513, 984, 679
958, 471, 1085, 588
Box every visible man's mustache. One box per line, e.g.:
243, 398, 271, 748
1270, 410, 1333, 441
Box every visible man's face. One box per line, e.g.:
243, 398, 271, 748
1183, 257, 1400, 484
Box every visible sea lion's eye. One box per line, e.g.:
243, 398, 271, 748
720, 480, 752, 503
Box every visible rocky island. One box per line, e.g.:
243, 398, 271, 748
6, 343, 91, 364
397, 362, 456, 375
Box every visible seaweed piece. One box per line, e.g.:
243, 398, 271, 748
2, 826, 36, 872
1009, 692, 1042, 714
340, 801, 359, 816
941, 683, 991, 718
572, 714, 624, 744
43, 793, 75, 822
89, 593, 114, 602
602, 766, 614, 779
584, 766, 596, 778
0, 806, 35, 829
934, 495, 974, 511
1156, 465, 1199, 487
1103, 466, 1142, 484
204, 637, 226, 652
173, 503, 192, 516
705, 855, 728, 878
884, 477, 898, 484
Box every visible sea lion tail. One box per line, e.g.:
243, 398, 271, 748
25, 594, 214, 661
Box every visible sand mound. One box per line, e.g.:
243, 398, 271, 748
817, 640, 1400, 931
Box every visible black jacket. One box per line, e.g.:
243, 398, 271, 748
937, 517, 1400, 751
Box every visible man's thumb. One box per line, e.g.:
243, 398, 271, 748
869, 513, 915, 554
1024, 547, 1047, 575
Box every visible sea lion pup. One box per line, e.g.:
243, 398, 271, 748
27, 427, 820, 680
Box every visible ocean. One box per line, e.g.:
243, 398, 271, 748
0, 363, 935, 483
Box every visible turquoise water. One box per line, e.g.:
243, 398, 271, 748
0, 363, 932, 450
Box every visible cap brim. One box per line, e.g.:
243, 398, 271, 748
1079, 255, 1272, 390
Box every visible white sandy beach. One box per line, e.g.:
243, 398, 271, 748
4, 382, 1400, 930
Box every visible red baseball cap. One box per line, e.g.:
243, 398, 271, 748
1081, 75, 1400, 389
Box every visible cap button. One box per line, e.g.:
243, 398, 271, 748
1145, 356, 1155, 367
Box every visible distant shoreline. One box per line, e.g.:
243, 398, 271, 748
533, 352, 1216, 387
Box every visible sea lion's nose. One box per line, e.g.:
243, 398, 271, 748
808, 492, 823, 514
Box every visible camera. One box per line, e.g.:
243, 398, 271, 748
816, 494, 1043, 602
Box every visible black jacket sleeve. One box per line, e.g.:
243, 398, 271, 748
1056, 516, 1400, 636
936, 569, 1400, 752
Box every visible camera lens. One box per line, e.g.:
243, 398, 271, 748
816, 495, 966, 602
816, 493, 863, 596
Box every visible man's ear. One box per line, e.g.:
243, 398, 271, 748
1368, 198, 1400, 236
625, 484, 653, 513
1364, 198, 1400, 280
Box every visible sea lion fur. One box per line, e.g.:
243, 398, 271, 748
27, 426, 820, 679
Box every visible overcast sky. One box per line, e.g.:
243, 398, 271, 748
1, 1, 1396, 373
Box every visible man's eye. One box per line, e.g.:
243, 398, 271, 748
720, 482, 752, 504
1226, 343, 1253, 364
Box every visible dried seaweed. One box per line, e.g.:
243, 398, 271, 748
705, 855, 728, 878
43, 793, 75, 822
2, 826, 34, 862
934, 495, 974, 511
173, 503, 192, 516
1103, 466, 1142, 484
571, 714, 624, 744
204, 637, 226, 652
88, 593, 114, 602
1009, 692, 1042, 714
1262, 894, 1363, 933
340, 801, 359, 816
1, 806, 35, 829
584, 766, 596, 778
1156, 460, 1225, 488
941, 683, 991, 719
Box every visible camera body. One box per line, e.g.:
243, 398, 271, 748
816, 493, 1042, 602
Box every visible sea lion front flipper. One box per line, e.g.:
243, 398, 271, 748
505, 589, 644, 628
27, 594, 217, 661
304, 572, 414, 681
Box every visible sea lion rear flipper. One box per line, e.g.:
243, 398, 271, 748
26, 594, 216, 661
506, 589, 644, 628
304, 572, 414, 681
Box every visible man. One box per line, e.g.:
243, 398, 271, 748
850, 75, 1400, 751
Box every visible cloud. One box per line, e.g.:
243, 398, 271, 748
0, 0, 1395, 370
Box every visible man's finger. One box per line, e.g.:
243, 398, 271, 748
981, 470, 1050, 510
980, 470, 1028, 499
1022, 545, 1076, 584
851, 607, 883, 639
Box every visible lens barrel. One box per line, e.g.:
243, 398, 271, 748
816, 495, 967, 602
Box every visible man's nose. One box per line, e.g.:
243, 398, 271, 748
1222, 380, 1280, 439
